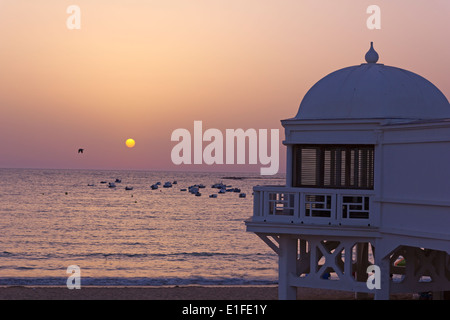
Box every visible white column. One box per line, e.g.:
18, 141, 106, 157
278, 235, 297, 300
355, 243, 370, 300
286, 145, 293, 187
374, 255, 390, 300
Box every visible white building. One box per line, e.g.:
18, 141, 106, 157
246, 43, 450, 300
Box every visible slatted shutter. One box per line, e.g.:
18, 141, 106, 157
293, 145, 374, 189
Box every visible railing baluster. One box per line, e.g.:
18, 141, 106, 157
263, 191, 269, 217
252, 186, 375, 226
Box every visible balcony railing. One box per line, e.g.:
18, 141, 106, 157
252, 185, 377, 227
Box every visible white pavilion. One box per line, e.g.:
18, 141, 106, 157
246, 43, 450, 300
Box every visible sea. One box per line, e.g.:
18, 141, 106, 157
0, 168, 284, 286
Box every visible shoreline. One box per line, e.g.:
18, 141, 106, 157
0, 285, 414, 300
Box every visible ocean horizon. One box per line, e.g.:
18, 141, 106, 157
0, 168, 284, 286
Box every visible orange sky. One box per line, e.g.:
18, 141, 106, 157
0, 1, 449, 172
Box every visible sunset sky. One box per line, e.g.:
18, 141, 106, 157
0, 1, 449, 172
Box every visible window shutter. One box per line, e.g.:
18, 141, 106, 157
293, 145, 374, 190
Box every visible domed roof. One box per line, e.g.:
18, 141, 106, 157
295, 43, 450, 120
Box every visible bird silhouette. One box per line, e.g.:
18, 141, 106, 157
78, 148, 84, 154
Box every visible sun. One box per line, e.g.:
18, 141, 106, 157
125, 138, 135, 148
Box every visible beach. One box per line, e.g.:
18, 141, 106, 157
0, 285, 415, 300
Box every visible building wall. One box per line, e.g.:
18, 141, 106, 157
279, 120, 450, 240
380, 126, 450, 237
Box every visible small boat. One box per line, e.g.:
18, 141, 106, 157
173, 181, 178, 184
195, 192, 201, 196
151, 184, 158, 190
156, 182, 161, 185
233, 188, 241, 193
108, 182, 116, 188
100, 181, 107, 184
209, 194, 217, 198
211, 183, 225, 189
115, 179, 122, 183
239, 193, 246, 198
180, 188, 187, 191
87, 184, 95, 186
198, 184, 206, 188
218, 189, 226, 194
125, 186, 133, 191
189, 186, 199, 194
163, 182, 172, 188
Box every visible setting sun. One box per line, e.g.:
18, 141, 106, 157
125, 138, 135, 148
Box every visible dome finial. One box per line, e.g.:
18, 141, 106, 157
365, 41, 379, 63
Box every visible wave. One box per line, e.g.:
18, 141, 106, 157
0, 251, 13, 257
0, 276, 277, 287
73, 251, 263, 259
0, 251, 275, 260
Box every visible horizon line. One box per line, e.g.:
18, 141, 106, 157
0, 166, 287, 175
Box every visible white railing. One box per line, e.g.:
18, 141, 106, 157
253, 185, 377, 227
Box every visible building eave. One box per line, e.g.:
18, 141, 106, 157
245, 219, 381, 239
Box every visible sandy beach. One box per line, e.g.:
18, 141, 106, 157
0, 285, 415, 300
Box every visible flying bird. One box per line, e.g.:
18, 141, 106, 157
78, 148, 84, 154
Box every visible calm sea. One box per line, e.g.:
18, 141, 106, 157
0, 168, 284, 286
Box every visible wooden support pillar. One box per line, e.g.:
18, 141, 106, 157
355, 242, 370, 300
296, 239, 310, 275
286, 145, 293, 187
278, 235, 297, 300
374, 254, 390, 300
433, 250, 450, 300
